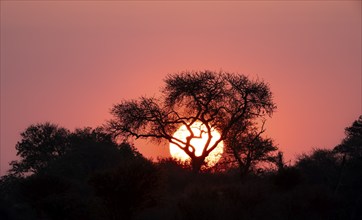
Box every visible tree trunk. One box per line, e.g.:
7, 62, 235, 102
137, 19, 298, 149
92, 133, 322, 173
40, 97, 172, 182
231, 145, 249, 178
191, 157, 204, 173
242, 157, 251, 176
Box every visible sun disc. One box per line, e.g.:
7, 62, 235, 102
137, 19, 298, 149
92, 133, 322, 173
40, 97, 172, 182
169, 122, 223, 167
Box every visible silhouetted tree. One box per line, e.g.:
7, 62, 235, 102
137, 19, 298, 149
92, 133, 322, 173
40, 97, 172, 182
334, 115, 362, 160
9, 123, 70, 176
3, 125, 136, 220
109, 71, 275, 172
224, 119, 278, 177
333, 116, 362, 218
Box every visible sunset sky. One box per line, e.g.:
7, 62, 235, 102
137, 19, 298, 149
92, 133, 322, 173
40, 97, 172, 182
1, 1, 361, 175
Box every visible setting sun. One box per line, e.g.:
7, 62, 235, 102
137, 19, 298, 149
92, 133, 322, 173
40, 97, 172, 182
169, 121, 224, 167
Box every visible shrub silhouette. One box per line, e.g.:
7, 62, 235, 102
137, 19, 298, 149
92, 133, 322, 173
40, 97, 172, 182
89, 153, 160, 219
273, 166, 302, 190
296, 149, 340, 188
19, 174, 93, 220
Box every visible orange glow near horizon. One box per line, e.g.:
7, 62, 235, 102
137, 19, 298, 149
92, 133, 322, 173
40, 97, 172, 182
169, 122, 224, 167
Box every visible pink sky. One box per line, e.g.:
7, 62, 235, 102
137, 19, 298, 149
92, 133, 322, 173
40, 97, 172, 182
1, 1, 361, 175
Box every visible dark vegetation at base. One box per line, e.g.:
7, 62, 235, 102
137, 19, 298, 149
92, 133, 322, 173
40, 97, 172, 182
1, 116, 362, 220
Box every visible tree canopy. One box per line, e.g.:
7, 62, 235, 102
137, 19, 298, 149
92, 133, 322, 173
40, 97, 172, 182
9, 123, 70, 176
334, 115, 362, 159
109, 71, 276, 172
224, 120, 278, 176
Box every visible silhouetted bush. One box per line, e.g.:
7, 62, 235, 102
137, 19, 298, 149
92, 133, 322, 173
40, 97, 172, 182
296, 149, 340, 188
19, 174, 95, 220
89, 157, 161, 219
0, 175, 37, 220
273, 167, 303, 190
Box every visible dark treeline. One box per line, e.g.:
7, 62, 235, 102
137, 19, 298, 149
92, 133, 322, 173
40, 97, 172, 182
1, 116, 361, 220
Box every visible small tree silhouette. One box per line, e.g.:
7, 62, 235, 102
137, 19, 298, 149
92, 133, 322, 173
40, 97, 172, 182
4, 125, 127, 219
224, 119, 278, 177
109, 70, 275, 172
334, 115, 362, 160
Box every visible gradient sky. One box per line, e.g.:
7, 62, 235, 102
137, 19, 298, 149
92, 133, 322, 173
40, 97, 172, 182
1, 1, 361, 175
